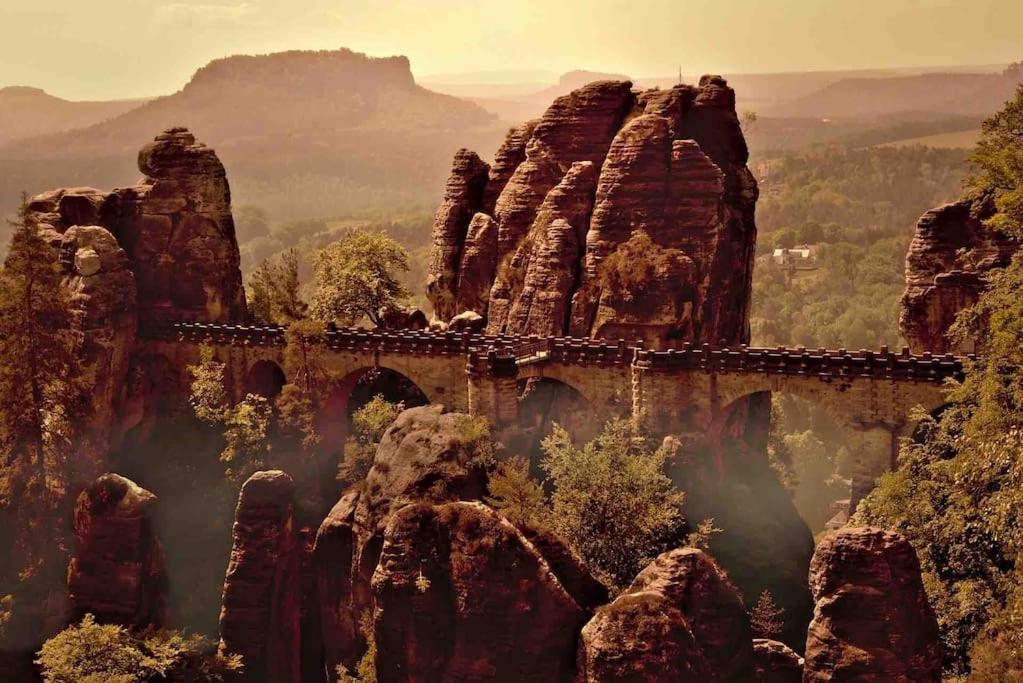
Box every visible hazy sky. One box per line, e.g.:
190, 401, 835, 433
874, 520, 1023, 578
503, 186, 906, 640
1, 0, 1021, 100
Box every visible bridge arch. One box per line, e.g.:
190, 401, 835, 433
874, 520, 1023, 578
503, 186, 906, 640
317, 365, 431, 458
244, 360, 286, 399
516, 362, 633, 422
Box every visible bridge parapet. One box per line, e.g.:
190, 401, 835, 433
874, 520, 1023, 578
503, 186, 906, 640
635, 343, 968, 384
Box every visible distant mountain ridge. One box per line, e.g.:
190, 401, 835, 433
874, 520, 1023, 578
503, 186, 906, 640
0, 48, 505, 220
0, 86, 146, 147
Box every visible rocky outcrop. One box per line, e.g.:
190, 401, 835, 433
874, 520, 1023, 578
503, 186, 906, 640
426, 150, 490, 322
312, 405, 490, 678
27, 127, 246, 326
753, 639, 803, 683
219, 470, 301, 683
803, 527, 941, 682
576, 548, 753, 682
376, 304, 428, 330
23, 127, 247, 464
67, 474, 166, 628
900, 192, 1018, 353
372, 501, 589, 682
426, 76, 757, 347
59, 226, 137, 463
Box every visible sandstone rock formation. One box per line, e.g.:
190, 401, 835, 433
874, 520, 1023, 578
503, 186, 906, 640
752, 639, 803, 683
426, 76, 757, 347
377, 303, 428, 330
219, 470, 301, 683
901, 192, 1018, 353
312, 405, 490, 678
67, 473, 166, 628
59, 226, 137, 463
27, 127, 246, 325
24, 127, 247, 460
803, 527, 941, 682
576, 548, 753, 682
372, 501, 590, 682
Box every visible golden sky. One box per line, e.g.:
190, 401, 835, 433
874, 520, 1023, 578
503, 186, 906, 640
1, 0, 1021, 100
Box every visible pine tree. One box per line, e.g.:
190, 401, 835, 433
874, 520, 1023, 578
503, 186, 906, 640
750, 590, 786, 639
486, 456, 547, 527
0, 197, 85, 649
247, 248, 307, 324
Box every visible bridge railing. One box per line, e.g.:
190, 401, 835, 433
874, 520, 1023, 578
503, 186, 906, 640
139, 322, 967, 383
634, 343, 966, 383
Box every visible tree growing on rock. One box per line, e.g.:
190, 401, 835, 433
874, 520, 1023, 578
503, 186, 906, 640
310, 229, 410, 327
750, 589, 785, 639
856, 86, 1023, 675
337, 394, 403, 487
485, 456, 547, 528
541, 419, 685, 590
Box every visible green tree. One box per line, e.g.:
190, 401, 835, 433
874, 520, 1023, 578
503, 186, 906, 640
0, 200, 85, 652
749, 590, 785, 639
856, 90, 1023, 674
486, 456, 548, 528
971, 84, 1023, 234
247, 248, 307, 324
337, 395, 403, 487
188, 347, 273, 484
310, 229, 410, 327
36, 614, 242, 683
541, 420, 684, 590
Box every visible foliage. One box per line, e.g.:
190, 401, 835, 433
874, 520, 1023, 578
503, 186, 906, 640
751, 145, 967, 349
310, 229, 411, 327
36, 614, 242, 683
188, 347, 273, 483
971, 85, 1023, 236
0, 199, 86, 651
247, 248, 307, 324
338, 395, 403, 487
541, 420, 684, 590
749, 590, 786, 639
856, 94, 1023, 674
485, 456, 548, 528
336, 612, 376, 683
685, 518, 723, 551
454, 414, 498, 470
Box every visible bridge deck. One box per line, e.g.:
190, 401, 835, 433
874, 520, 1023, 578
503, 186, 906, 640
139, 321, 968, 384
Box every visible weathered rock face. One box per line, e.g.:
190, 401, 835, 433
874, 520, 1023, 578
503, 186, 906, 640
900, 192, 1018, 353
27, 127, 247, 326
576, 548, 753, 682
219, 470, 301, 683
426, 76, 757, 347
67, 473, 166, 628
58, 226, 138, 462
426, 149, 490, 322
23, 127, 247, 466
116, 127, 246, 324
312, 405, 490, 678
372, 501, 590, 683
803, 527, 941, 682
377, 304, 428, 330
753, 639, 804, 683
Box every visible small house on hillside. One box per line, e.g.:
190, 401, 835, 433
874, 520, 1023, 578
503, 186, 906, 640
771, 244, 820, 270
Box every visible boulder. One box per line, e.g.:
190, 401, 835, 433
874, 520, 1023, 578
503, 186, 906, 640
372, 501, 589, 682
577, 548, 753, 682
376, 304, 428, 330
752, 639, 803, 683
67, 474, 166, 628
218, 470, 301, 683
312, 406, 490, 678
803, 527, 941, 682
448, 310, 485, 332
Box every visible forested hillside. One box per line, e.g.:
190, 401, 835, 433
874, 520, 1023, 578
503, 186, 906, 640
751, 145, 969, 349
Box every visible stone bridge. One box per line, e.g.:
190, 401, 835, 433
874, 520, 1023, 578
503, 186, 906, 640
140, 322, 965, 506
